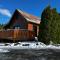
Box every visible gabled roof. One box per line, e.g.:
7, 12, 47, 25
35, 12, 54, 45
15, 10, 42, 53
4, 9, 41, 28
17, 9, 41, 24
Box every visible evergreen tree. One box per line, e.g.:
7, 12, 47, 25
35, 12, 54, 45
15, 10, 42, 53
38, 6, 60, 44
0, 24, 4, 29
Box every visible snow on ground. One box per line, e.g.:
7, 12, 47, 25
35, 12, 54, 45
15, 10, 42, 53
0, 42, 60, 53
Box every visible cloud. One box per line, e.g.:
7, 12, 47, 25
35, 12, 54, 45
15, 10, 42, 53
0, 9, 11, 17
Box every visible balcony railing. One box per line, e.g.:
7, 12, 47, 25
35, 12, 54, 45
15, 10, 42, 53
0, 29, 34, 41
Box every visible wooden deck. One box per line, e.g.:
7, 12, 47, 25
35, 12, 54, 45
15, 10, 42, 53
0, 29, 35, 42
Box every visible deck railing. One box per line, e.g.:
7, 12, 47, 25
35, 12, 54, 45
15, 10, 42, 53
0, 29, 34, 41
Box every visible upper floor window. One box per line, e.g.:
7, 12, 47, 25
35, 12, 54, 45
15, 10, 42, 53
13, 24, 20, 29
28, 23, 33, 31
13, 26, 20, 29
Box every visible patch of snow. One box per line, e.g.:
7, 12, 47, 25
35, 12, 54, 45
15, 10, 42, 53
0, 49, 9, 53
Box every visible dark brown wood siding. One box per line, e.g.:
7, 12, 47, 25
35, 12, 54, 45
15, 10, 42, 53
4, 10, 27, 29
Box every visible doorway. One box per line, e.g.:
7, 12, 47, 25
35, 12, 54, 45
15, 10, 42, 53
33, 25, 37, 37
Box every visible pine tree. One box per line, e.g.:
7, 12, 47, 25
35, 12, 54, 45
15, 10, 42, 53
38, 6, 60, 44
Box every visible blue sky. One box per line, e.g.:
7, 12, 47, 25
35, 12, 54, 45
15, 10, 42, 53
0, 0, 60, 24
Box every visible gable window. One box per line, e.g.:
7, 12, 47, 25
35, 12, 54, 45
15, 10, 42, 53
13, 24, 20, 29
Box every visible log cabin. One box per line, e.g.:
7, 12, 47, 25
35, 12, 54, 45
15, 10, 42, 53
0, 9, 41, 42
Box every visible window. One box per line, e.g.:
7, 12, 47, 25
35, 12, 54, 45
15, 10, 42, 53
28, 23, 33, 31
13, 24, 20, 29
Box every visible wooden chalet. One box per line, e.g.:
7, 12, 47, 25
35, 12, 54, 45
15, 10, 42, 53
0, 9, 40, 42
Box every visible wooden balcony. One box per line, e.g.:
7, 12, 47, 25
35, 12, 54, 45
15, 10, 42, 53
0, 29, 35, 42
